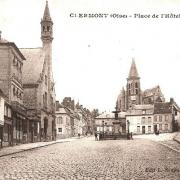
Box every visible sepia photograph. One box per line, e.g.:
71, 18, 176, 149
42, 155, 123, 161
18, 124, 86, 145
0, 0, 180, 179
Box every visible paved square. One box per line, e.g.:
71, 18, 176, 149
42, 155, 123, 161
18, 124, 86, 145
0, 137, 180, 179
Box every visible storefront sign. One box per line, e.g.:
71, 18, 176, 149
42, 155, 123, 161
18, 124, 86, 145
0, 97, 5, 126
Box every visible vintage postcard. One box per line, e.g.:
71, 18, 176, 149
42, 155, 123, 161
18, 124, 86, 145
0, 0, 180, 179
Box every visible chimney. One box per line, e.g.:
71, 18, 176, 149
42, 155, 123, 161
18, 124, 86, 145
55, 101, 59, 110
170, 98, 174, 104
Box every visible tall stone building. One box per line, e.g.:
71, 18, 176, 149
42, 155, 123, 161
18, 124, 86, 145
117, 59, 165, 112
20, 1, 56, 142
0, 34, 27, 145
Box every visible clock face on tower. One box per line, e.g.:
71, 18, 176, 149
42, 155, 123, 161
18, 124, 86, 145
131, 96, 136, 101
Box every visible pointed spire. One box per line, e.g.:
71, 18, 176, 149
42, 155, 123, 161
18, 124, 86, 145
43, 1, 52, 21
128, 58, 139, 79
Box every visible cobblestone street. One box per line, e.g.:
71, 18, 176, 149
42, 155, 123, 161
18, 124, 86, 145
0, 137, 180, 180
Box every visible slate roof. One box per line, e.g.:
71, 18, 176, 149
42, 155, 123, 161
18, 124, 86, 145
20, 48, 45, 84
143, 85, 160, 97
154, 102, 172, 114
126, 104, 154, 116
42, 1, 52, 21
128, 59, 139, 78
134, 104, 154, 110
0, 39, 26, 60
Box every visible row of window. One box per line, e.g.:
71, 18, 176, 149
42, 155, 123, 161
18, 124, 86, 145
42, 26, 51, 32
137, 126, 152, 132
97, 126, 113, 132
137, 124, 169, 132
141, 117, 152, 124
159, 124, 169, 130
13, 55, 22, 72
154, 115, 169, 122
128, 89, 138, 95
139, 115, 169, 124
12, 85, 23, 100
56, 116, 70, 125
128, 82, 138, 89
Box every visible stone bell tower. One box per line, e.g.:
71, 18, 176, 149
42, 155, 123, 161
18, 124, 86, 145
41, 0, 54, 107
41, 1, 53, 46
126, 59, 142, 109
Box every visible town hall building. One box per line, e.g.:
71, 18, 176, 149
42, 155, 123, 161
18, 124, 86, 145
20, 1, 56, 142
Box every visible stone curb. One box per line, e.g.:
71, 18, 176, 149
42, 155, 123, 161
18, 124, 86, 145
173, 137, 180, 144
0, 140, 71, 158
173, 132, 180, 144
159, 142, 180, 153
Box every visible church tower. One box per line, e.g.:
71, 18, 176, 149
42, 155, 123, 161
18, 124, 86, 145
126, 59, 142, 109
41, 1, 55, 109
41, 1, 53, 46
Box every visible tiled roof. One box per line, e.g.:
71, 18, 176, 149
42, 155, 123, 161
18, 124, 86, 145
143, 85, 159, 97
154, 102, 172, 114
20, 48, 45, 84
126, 104, 154, 116
134, 104, 154, 110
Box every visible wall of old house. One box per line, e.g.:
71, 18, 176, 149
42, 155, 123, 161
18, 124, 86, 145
126, 115, 154, 134
153, 114, 172, 133
0, 46, 11, 99
23, 87, 37, 109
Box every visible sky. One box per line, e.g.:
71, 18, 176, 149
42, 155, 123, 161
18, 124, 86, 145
1, 0, 180, 112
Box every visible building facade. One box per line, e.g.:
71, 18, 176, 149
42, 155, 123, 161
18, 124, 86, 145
20, 1, 56, 142
126, 105, 154, 134
56, 104, 72, 139
0, 36, 28, 146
